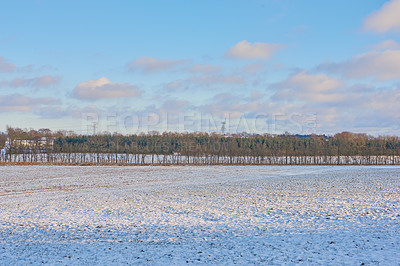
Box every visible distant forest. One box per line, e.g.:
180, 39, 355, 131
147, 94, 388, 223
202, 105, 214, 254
1, 126, 400, 165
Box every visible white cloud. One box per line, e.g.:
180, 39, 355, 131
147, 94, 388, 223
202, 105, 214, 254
317, 49, 400, 81
165, 80, 185, 90
272, 71, 344, 103
0, 57, 16, 73
18, 64, 59, 73
127, 56, 188, 73
363, 0, 400, 33
242, 62, 264, 74
0, 75, 61, 88
163, 74, 245, 92
0, 57, 58, 74
188, 64, 221, 74
34, 75, 60, 87
225, 40, 285, 60
73, 77, 142, 100
160, 99, 189, 114
0, 93, 59, 112
199, 93, 278, 119
34, 105, 104, 119
189, 75, 244, 85
282, 71, 342, 92
370, 39, 400, 50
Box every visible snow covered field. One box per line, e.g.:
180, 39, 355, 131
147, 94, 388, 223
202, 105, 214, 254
0, 166, 399, 265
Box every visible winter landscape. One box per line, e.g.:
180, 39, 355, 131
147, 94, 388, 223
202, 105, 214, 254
1, 165, 399, 264
2, 0, 400, 264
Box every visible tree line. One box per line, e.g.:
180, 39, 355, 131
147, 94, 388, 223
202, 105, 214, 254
1, 126, 400, 165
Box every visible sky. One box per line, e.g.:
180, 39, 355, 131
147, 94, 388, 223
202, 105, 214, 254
1, 0, 400, 136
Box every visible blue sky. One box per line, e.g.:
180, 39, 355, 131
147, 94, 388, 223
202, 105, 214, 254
1, 0, 400, 135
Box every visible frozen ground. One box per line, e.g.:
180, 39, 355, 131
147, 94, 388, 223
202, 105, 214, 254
0, 165, 399, 265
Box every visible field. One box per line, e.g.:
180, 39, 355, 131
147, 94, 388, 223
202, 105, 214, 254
0, 165, 399, 264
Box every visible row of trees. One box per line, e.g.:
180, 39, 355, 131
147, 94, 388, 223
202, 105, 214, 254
2, 127, 400, 165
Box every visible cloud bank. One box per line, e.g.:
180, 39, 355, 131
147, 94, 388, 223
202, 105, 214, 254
226, 40, 284, 60
370, 39, 400, 50
363, 0, 400, 33
317, 49, 400, 81
73, 77, 142, 100
272, 71, 344, 103
0, 93, 59, 112
127, 56, 188, 73
0, 57, 16, 73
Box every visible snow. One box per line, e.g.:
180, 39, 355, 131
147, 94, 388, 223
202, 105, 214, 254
0, 165, 399, 264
